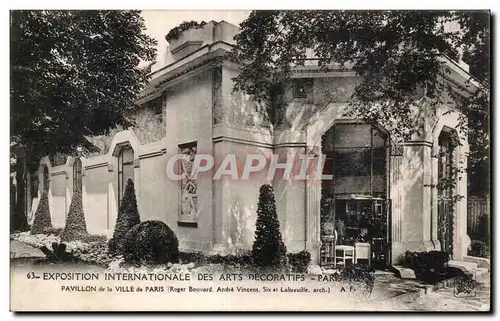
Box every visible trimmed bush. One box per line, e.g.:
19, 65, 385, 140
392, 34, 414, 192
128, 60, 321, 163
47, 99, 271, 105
404, 250, 450, 276
468, 240, 489, 258
108, 179, 140, 254
123, 220, 179, 264
251, 184, 287, 268
340, 264, 375, 296
61, 188, 88, 242
287, 251, 311, 273
31, 191, 53, 235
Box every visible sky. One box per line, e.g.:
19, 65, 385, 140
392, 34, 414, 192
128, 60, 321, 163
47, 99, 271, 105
141, 10, 251, 71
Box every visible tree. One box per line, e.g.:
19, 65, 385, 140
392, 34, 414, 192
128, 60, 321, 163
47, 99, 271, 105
10, 10, 157, 230
31, 191, 52, 235
252, 184, 287, 268
60, 188, 88, 242
108, 179, 141, 254
230, 10, 490, 197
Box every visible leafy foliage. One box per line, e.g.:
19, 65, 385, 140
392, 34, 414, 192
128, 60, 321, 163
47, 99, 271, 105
39, 242, 78, 263
178, 251, 252, 268
42, 227, 63, 236
71, 241, 113, 267
108, 179, 140, 254
30, 191, 53, 235
287, 250, 311, 273
230, 11, 489, 197
251, 184, 287, 268
123, 220, 179, 264
468, 240, 489, 258
61, 188, 88, 242
165, 20, 207, 42
10, 10, 157, 159
404, 250, 450, 275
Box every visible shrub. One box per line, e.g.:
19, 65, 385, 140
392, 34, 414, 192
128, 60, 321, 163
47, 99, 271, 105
251, 184, 287, 268
39, 242, 78, 263
31, 191, 53, 235
468, 240, 489, 258
42, 227, 63, 236
165, 21, 207, 42
340, 263, 375, 283
179, 252, 252, 267
61, 188, 88, 242
108, 179, 140, 254
287, 251, 311, 273
123, 220, 179, 264
339, 264, 375, 296
83, 234, 108, 244
71, 242, 112, 267
404, 250, 450, 276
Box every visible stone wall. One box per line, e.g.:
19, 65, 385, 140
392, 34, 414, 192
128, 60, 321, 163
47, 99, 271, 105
132, 98, 166, 145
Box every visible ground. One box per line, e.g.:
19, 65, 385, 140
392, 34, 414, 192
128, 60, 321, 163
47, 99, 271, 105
396, 274, 490, 311
10, 240, 491, 311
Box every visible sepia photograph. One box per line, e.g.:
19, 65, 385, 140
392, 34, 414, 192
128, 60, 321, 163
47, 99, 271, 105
9, 8, 491, 312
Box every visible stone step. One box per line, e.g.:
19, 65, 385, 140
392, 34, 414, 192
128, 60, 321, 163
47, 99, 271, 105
391, 265, 416, 279
463, 255, 490, 270
448, 260, 478, 272
471, 267, 490, 280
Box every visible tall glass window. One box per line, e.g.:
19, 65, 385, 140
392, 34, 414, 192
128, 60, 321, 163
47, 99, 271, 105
322, 123, 388, 199
320, 123, 389, 265
438, 130, 456, 255
43, 166, 50, 192
118, 146, 134, 206
73, 158, 82, 193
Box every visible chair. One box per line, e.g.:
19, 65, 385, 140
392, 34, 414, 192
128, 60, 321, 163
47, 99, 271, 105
354, 242, 371, 265
320, 223, 337, 267
334, 245, 354, 268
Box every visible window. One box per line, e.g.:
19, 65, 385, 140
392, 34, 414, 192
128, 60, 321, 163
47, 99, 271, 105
320, 123, 390, 263
43, 166, 50, 192
438, 131, 456, 199
323, 124, 388, 197
293, 78, 313, 98
118, 145, 134, 206
73, 158, 82, 193
437, 130, 457, 255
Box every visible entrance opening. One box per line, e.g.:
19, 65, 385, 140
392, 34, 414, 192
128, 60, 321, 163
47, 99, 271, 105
117, 145, 134, 207
437, 130, 457, 256
320, 123, 390, 269
43, 165, 49, 192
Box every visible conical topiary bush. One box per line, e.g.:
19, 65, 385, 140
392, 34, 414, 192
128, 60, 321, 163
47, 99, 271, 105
108, 179, 140, 254
251, 184, 287, 268
31, 191, 53, 235
61, 188, 88, 242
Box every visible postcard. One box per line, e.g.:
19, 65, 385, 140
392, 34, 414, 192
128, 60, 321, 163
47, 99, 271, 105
10, 9, 491, 312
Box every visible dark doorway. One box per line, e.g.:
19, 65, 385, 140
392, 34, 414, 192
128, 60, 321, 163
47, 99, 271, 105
320, 123, 390, 268
438, 130, 456, 256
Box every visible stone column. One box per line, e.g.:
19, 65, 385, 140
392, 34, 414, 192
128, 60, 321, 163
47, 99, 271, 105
272, 145, 307, 253
389, 144, 403, 264
305, 146, 322, 265
391, 141, 436, 263
453, 144, 468, 260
